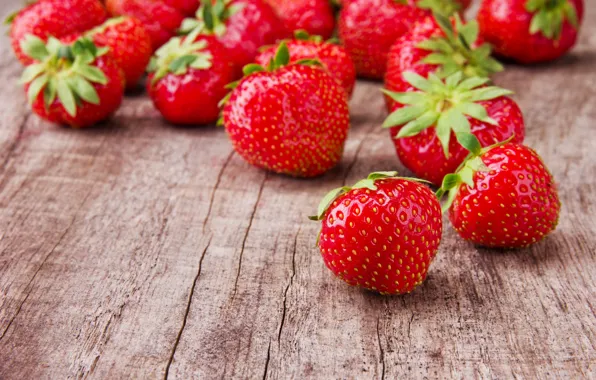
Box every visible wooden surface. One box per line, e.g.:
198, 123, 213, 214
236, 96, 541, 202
1, 1, 595, 378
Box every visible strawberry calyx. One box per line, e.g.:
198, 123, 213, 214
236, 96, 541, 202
382, 71, 513, 157
526, 0, 579, 40
294, 29, 340, 44
179, 0, 245, 36
417, 14, 503, 78
435, 133, 515, 212
217, 41, 322, 111
416, 0, 461, 17
147, 27, 213, 84
19, 35, 109, 117
309, 171, 430, 221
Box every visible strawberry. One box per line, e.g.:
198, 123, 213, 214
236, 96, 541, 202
86, 17, 153, 89
310, 171, 443, 295
105, 0, 186, 50
478, 0, 584, 63
437, 135, 561, 248
338, 0, 466, 79
384, 14, 503, 110
222, 43, 349, 177
162, 0, 202, 15
255, 31, 356, 97
180, 0, 288, 78
20, 37, 125, 128
263, 0, 336, 39
382, 72, 525, 186
147, 30, 234, 124
8, 0, 108, 65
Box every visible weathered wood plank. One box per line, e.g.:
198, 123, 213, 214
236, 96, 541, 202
0, 0, 595, 379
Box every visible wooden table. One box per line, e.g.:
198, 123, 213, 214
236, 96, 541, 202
1, 1, 595, 378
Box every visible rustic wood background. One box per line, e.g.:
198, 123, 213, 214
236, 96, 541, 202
1, 1, 595, 378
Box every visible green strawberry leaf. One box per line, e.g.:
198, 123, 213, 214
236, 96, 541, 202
20, 63, 46, 84
43, 77, 58, 108
275, 41, 290, 67
396, 110, 440, 137
243, 63, 265, 75
21, 34, 49, 61
27, 73, 49, 104
68, 76, 100, 105
76, 64, 108, 85
455, 132, 482, 155
56, 79, 77, 117
382, 105, 426, 128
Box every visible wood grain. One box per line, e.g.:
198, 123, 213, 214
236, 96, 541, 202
0, 1, 595, 378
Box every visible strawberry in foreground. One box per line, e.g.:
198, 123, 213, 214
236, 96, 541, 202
384, 14, 503, 110
382, 71, 525, 186
478, 0, 584, 63
20, 37, 125, 128
180, 0, 288, 79
147, 29, 234, 125
222, 43, 349, 177
255, 30, 356, 97
338, 0, 467, 79
263, 0, 336, 40
106, 0, 186, 50
8, 0, 108, 65
310, 172, 443, 295
86, 17, 153, 90
437, 135, 561, 248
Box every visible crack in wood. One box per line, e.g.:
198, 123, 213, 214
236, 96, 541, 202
0, 112, 29, 175
202, 150, 235, 232
0, 185, 94, 341
232, 173, 268, 298
376, 316, 385, 380
163, 237, 212, 379
262, 340, 271, 380
277, 227, 300, 343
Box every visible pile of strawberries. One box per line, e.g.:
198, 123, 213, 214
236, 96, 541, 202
9, 0, 583, 295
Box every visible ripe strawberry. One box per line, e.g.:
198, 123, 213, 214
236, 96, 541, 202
86, 17, 153, 89
310, 172, 443, 295
105, 0, 186, 50
437, 135, 561, 248
222, 43, 349, 177
180, 0, 288, 78
478, 0, 584, 63
263, 0, 336, 39
147, 30, 234, 124
382, 71, 525, 186
8, 0, 108, 65
255, 31, 356, 97
20, 37, 125, 128
384, 14, 503, 110
162, 0, 202, 15
338, 0, 466, 79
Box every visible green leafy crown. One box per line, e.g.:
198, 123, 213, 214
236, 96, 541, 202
217, 41, 322, 113
19, 35, 109, 117
416, 13, 503, 78
526, 0, 579, 40
147, 27, 213, 84
435, 133, 515, 212
309, 172, 429, 221
382, 71, 513, 157
179, 0, 245, 36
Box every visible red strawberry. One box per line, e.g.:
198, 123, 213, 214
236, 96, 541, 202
105, 0, 185, 50
180, 0, 288, 78
478, 0, 584, 63
20, 37, 125, 128
338, 0, 466, 79
384, 14, 503, 110
382, 72, 525, 186
87, 17, 153, 89
222, 43, 349, 177
263, 0, 336, 39
437, 136, 560, 248
162, 0, 202, 15
255, 31, 356, 97
311, 172, 443, 295
147, 30, 234, 124
8, 0, 108, 65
